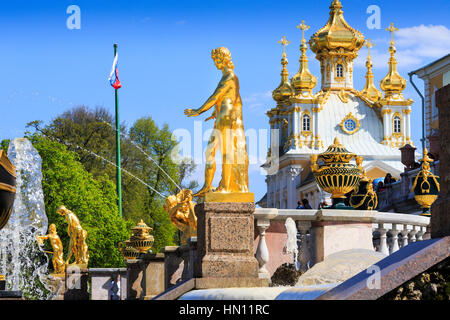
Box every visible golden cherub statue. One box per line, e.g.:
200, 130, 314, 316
184, 47, 250, 198
164, 189, 197, 245
57, 205, 89, 267
36, 224, 66, 275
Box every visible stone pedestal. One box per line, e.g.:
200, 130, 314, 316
125, 253, 165, 300
89, 268, 127, 300
162, 238, 198, 290
64, 267, 89, 300
194, 201, 268, 288
310, 220, 374, 264
431, 84, 450, 238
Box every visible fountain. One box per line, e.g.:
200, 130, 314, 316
0, 138, 60, 299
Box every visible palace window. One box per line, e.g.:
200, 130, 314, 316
336, 64, 344, 78
302, 114, 311, 132
393, 116, 402, 133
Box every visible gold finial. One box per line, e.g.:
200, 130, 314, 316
292, 20, 317, 96
380, 22, 407, 98
360, 38, 382, 102
386, 22, 399, 44
278, 35, 290, 54
273, 36, 294, 103
297, 20, 310, 44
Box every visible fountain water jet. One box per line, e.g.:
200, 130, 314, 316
0, 138, 60, 299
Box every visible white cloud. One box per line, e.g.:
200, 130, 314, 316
355, 24, 450, 70
243, 91, 272, 110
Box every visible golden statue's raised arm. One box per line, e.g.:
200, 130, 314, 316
184, 79, 231, 118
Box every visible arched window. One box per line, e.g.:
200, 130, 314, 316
393, 116, 402, 133
336, 64, 344, 78
302, 114, 311, 132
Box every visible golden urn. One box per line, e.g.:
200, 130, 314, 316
411, 148, 440, 216
119, 219, 155, 261
311, 138, 363, 209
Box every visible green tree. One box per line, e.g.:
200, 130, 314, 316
26, 134, 133, 268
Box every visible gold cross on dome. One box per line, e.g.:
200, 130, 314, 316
278, 36, 290, 54
364, 38, 374, 56
386, 22, 399, 43
296, 20, 310, 41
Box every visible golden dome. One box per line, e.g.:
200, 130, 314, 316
360, 39, 382, 102
273, 36, 295, 103
291, 20, 317, 95
380, 23, 407, 97
309, 0, 364, 59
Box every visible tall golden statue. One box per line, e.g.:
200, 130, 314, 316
57, 206, 89, 267
36, 224, 65, 275
164, 189, 197, 245
184, 47, 252, 201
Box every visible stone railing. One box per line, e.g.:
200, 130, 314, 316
254, 209, 430, 280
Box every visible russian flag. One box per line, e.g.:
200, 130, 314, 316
108, 53, 122, 90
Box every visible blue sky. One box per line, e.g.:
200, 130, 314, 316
1, 0, 449, 203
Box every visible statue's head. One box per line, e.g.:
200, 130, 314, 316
49, 224, 57, 233
57, 205, 68, 216
211, 47, 234, 70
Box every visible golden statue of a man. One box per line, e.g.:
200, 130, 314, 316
57, 205, 89, 267
36, 224, 65, 275
184, 47, 250, 197
164, 189, 197, 245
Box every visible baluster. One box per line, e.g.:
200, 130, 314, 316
408, 227, 418, 244
389, 224, 400, 254
377, 224, 389, 255
256, 219, 271, 280
296, 221, 311, 273
400, 225, 409, 248
423, 226, 431, 240
416, 227, 424, 242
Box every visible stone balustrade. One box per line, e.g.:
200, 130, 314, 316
254, 209, 430, 279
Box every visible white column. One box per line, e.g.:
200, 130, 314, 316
377, 224, 389, 255
400, 225, 409, 248
405, 111, 411, 144
389, 224, 400, 254
256, 219, 271, 281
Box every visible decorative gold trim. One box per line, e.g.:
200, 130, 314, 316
340, 112, 360, 135
0, 182, 16, 193
402, 109, 411, 115
0, 151, 16, 178
381, 109, 392, 116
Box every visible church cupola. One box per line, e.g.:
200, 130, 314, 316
272, 36, 295, 104
360, 39, 382, 102
291, 20, 317, 98
309, 0, 365, 90
380, 23, 407, 100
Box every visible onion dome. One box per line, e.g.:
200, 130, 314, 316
273, 36, 295, 103
291, 20, 317, 95
380, 23, 407, 97
360, 39, 382, 102
309, 0, 365, 59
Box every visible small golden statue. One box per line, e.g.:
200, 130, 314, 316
36, 224, 65, 275
184, 47, 252, 201
164, 189, 197, 245
57, 205, 89, 267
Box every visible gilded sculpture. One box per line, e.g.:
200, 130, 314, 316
36, 224, 65, 275
57, 205, 89, 267
164, 189, 197, 245
411, 148, 440, 216
184, 47, 252, 201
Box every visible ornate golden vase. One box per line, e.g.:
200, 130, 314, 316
412, 148, 440, 216
0, 151, 16, 230
311, 138, 362, 209
119, 220, 154, 261
350, 177, 378, 210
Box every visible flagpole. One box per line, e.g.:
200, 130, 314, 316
114, 43, 123, 218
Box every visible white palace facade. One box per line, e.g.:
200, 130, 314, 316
264, 0, 415, 209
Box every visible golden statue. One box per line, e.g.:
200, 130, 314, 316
164, 189, 197, 245
184, 47, 252, 201
57, 205, 89, 267
36, 224, 65, 275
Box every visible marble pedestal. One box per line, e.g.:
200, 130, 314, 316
126, 253, 165, 300
194, 201, 268, 288
64, 267, 89, 300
